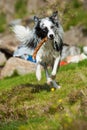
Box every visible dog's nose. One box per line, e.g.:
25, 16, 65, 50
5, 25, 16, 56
49, 34, 54, 39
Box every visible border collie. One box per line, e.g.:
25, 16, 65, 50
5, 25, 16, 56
13, 11, 64, 89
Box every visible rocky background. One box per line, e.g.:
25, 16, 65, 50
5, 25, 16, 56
0, 0, 87, 79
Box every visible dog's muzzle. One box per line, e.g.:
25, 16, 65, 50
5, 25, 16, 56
49, 34, 54, 39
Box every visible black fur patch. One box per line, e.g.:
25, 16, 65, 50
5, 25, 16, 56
49, 17, 59, 28
35, 21, 48, 39
27, 39, 35, 48
54, 38, 63, 52
26, 37, 39, 49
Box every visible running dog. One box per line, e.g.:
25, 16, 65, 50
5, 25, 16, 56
13, 11, 64, 89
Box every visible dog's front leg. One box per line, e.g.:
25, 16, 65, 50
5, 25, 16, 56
36, 63, 42, 81
36, 54, 42, 81
51, 56, 60, 79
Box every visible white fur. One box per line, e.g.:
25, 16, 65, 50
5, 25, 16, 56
13, 46, 34, 59
36, 64, 42, 81
51, 56, 60, 76
40, 18, 55, 39
13, 25, 33, 43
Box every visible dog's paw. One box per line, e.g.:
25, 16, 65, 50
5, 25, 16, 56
57, 85, 61, 89
51, 81, 61, 89
53, 84, 61, 89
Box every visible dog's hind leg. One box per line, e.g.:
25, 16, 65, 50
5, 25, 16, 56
44, 68, 60, 89
45, 68, 52, 84
51, 80, 61, 89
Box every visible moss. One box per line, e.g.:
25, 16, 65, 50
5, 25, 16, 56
72, 0, 82, 8
15, 0, 28, 18
63, 1, 87, 30
0, 12, 6, 32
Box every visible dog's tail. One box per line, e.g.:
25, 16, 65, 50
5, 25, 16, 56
12, 25, 33, 44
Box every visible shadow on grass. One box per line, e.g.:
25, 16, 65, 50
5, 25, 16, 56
16, 83, 51, 93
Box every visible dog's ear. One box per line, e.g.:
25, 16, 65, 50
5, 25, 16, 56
50, 11, 58, 20
34, 16, 39, 23
50, 11, 58, 26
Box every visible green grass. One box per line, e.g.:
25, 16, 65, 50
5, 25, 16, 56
63, 0, 87, 30
0, 60, 87, 130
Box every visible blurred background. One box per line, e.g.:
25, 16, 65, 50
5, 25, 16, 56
0, 0, 87, 43
0, 0, 87, 59
0, 0, 87, 30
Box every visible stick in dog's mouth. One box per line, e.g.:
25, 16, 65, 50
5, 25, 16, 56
33, 37, 48, 59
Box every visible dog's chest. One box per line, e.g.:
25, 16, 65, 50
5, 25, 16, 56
36, 40, 60, 64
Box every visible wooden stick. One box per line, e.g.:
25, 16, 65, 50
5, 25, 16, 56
33, 37, 47, 59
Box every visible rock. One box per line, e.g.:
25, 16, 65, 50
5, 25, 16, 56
0, 57, 36, 79
0, 51, 7, 66
61, 44, 81, 60
9, 19, 22, 26
0, 34, 19, 55
83, 0, 87, 10
66, 53, 87, 63
83, 46, 87, 55
64, 25, 87, 46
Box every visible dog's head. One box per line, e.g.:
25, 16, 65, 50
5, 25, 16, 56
34, 11, 59, 39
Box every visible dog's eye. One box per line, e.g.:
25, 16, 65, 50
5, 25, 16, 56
44, 27, 47, 30
43, 27, 48, 31
51, 26, 54, 29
